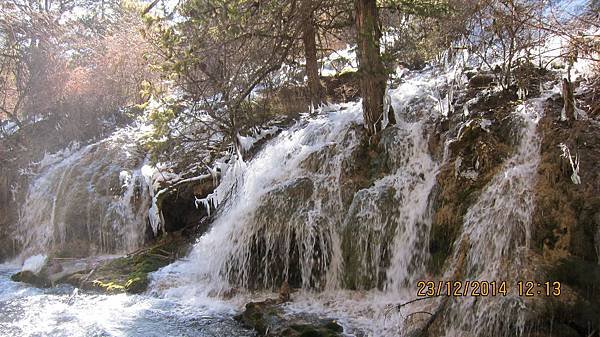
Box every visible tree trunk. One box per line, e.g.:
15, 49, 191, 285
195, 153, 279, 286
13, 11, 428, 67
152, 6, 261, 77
302, 0, 324, 109
355, 0, 386, 136
562, 78, 575, 121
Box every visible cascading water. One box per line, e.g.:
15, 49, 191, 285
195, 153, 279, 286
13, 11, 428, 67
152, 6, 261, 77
441, 93, 549, 337
147, 62, 558, 337
3, 52, 557, 337
150, 68, 451, 336
1, 122, 257, 337
0, 264, 254, 337
0, 22, 594, 336
15, 127, 154, 258
154, 104, 366, 295
0, 68, 561, 337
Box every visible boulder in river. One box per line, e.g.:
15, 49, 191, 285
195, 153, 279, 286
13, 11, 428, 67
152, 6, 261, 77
236, 298, 343, 337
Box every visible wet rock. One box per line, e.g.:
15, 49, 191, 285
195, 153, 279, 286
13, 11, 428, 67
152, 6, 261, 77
241, 177, 316, 289
338, 126, 393, 208
279, 280, 291, 303
279, 323, 343, 337
10, 270, 51, 288
533, 113, 600, 263
158, 175, 213, 234
509, 93, 600, 336
543, 258, 600, 335
236, 299, 280, 335
12, 238, 189, 294
72, 239, 187, 294
341, 186, 399, 289
300, 145, 336, 173
236, 298, 343, 337
428, 112, 513, 274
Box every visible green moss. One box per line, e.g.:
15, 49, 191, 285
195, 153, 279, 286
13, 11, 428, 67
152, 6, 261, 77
87, 240, 180, 294
428, 119, 511, 276
92, 280, 126, 292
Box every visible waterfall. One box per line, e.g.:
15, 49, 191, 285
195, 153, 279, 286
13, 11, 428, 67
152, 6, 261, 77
4, 59, 557, 337
156, 104, 367, 293
146, 65, 559, 337
441, 95, 546, 337
15, 127, 153, 259
151, 69, 445, 336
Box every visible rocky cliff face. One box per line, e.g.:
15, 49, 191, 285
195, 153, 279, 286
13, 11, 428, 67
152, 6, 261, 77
528, 99, 600, 337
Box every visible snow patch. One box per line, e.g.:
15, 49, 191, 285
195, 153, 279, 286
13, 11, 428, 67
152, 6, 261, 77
320, 45, 358, 77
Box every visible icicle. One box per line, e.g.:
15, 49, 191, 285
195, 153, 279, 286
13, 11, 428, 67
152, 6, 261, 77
208, 165, 219, 187
517, 86, 528, 100
119, 170, 132, 189
559, 143, 581, 184
10, 183, 19, 202
194, 196, 212, 217
382, 84, 392, 129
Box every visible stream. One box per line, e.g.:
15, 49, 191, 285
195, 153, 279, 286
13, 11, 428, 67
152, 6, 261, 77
0, 264, 253, 337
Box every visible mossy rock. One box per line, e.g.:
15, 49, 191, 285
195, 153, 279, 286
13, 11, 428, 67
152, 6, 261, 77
11, 270, 51, 288
532, 113, 600, 260
341, 186, 399, 289
427, 106, 517, 276
58, 239, 188, 294
236, 299, 343, 337
235, 299, 282, 335
87, 247, 176, 294
550, 258, 600, 301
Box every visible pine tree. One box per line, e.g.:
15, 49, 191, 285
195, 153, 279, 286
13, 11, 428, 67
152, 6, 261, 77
355, 0, 386, 137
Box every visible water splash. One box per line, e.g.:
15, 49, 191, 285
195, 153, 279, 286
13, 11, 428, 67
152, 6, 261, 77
21, 255, 47, 274
0, 264, 253, 337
